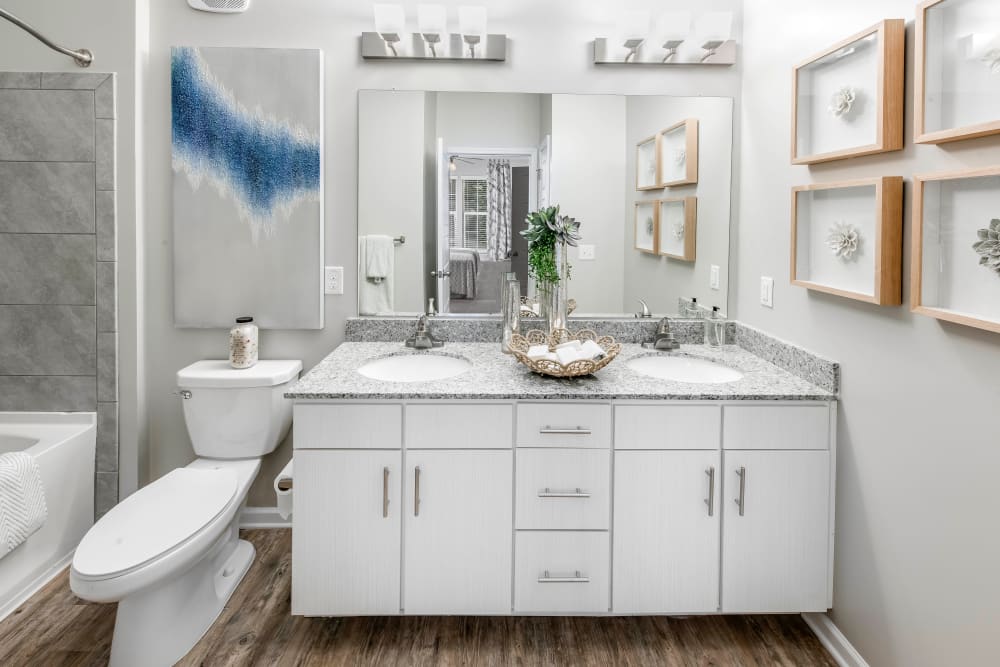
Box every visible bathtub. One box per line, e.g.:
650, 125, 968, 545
0, 412, 96, 621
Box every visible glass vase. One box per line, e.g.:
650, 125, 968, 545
500, 276, 521, 354
545, 242, 570, 334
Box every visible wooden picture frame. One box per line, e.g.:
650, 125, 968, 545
791, 19, 904, 164
915, 0, 1000, 144
657, 119, 698, 187
635, 134, 661, 191
912, 166, 1000, 333
791, 177, 903, 305
634, 201, 659, 254
657, 197, 697, 261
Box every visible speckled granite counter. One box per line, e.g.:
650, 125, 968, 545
285, 342, 834, 401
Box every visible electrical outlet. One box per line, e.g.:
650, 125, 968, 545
710, 264, 721, 290
578, 244, 596, 260
325, 266, 344, 295
760, 276, 774, 308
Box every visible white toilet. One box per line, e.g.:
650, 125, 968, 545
70, 359, 302, 667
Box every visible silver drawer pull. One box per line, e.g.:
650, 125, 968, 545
538, 487, 591, 498
538, 570, 590, 584
539, 425, 592, 435
704, 467, 715, 517
735, 466, 746, 516
382, 466, 390, 518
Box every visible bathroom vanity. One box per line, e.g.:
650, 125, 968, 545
286, 334, 837, 617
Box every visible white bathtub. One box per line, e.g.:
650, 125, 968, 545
0, 412, 96, 621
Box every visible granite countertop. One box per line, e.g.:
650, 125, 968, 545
285, 342, 834, 401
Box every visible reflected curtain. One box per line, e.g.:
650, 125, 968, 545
486, 159, 512, 261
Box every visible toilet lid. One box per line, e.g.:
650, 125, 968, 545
73, 468, 238, 579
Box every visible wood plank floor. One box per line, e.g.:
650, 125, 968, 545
0, 529, 837, 666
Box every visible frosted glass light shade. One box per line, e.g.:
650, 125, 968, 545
656, 11, 691, 43
373, 4, 405, 37
618, 11, 650, 42
418, 4, 447, 36
459, 6, 488, 37
696, 12, 732, 44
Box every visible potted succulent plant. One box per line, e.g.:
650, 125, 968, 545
520, 205, 581, 332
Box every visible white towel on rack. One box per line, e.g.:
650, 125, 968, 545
359, 236, 394, 314
0, 452, 48, 560
364, 234, 394, 283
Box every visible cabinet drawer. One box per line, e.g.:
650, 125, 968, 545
723, 405, 830, 450
614, 404, 721, 450
515, 531, 609, 613
516, 449, 610, 530
294, 404, 402, 449
516, 403, 611, 448
405, 403, 512, 449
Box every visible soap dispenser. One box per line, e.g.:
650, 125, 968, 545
704, 307, 725, 347
685, 297, 701, 318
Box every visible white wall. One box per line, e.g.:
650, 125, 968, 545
358, 90, 426, 313
737, 3, 1000, 665
0, 0, 146, 500
435, 91, 541, 149
623, 96, 733, 315
550, 94, 627, 313
142, 0, 741, 506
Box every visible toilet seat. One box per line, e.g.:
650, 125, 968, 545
73, 468, 238, 580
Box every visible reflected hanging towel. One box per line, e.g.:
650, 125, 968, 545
0, 452, 48, 560
364, 234, 395, 283
359, 236, 394, 314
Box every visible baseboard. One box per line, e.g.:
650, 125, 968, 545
0, 551, 74, 623
240, 506, 291, 529
802, 612, 869, 667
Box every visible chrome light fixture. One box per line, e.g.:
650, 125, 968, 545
373, 4, 405, 56
362, 4, 505, 62
459, 6, 487, 58
593, 10, 735, 66
418, 4, 446, 57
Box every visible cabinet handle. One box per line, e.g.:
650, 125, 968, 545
539, 426, 592, 435
538, 487, 591, 498
382, 466, 389, 518
704, 467, 715, 517
538, 570, 590, 584
414, 466, 421, 517
735, 466, 746, 516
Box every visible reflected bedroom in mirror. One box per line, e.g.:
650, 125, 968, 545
358, 90, 734, 319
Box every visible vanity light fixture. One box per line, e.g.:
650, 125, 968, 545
417, 4, 446, 57
657, 11, 690, 62
696, 12, 733, 62
459, 6, 488, 58
593, 10, 735, 66
373, 4, 405, 56
362, 4, 506, 62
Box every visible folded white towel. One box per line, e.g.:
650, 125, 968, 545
0, 452, 48, 560
359, 236, 394, 314
527, 344, 552, 361
365, 234, 394, 282
554, 340, 583, 352
581, 339, 607, 361
556, 346, 586, 365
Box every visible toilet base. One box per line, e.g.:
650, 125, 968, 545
108, 525, 255, 667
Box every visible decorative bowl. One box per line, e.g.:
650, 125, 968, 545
509, 328, 620, 378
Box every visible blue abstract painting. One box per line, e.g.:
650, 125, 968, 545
171, 47, 323, 329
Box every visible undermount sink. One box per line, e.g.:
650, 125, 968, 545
358, 354, 472, 383
627, 355, 744, 384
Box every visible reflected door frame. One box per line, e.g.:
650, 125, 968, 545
437, 144, 538, 313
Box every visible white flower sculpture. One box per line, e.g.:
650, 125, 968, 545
828, 86, 857, 118
673, 148, 687, 166
982, 48, 1000, 74
973, 218, 1000, 276
645, 216, 655, 237
826, 222, 860, 260
672, 219, 685, 241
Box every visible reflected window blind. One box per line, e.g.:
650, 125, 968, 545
448, 178, 458, 247
447, 177, 488, 251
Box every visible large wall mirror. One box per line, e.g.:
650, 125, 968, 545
358, 90, 734, 318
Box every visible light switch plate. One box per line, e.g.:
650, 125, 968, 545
760, 276, 774, 308
325, 266, 344, 295
578, 244, 596, 260
710, 265, 721, 290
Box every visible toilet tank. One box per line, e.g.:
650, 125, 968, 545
176, 360, 302, 459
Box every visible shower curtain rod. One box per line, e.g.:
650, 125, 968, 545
0, 7, 93, 67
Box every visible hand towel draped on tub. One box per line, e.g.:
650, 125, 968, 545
449, 249, 480, 300
0, 452, 48, 560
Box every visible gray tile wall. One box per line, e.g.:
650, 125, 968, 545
0, 72, 118, 518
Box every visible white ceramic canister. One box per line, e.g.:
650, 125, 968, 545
229, 316, 259, 369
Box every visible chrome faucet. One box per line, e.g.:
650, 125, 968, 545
635, 299, 652, 318
643, 317, 680, 351
405, 315, 443, 349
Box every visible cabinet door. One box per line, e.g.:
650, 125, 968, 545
722, 450, 830, 613
404, 450, 513, 614
613, 450, 721, 613
291, 450, 401, 616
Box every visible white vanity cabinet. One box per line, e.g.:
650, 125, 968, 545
292, 399, 835, 617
